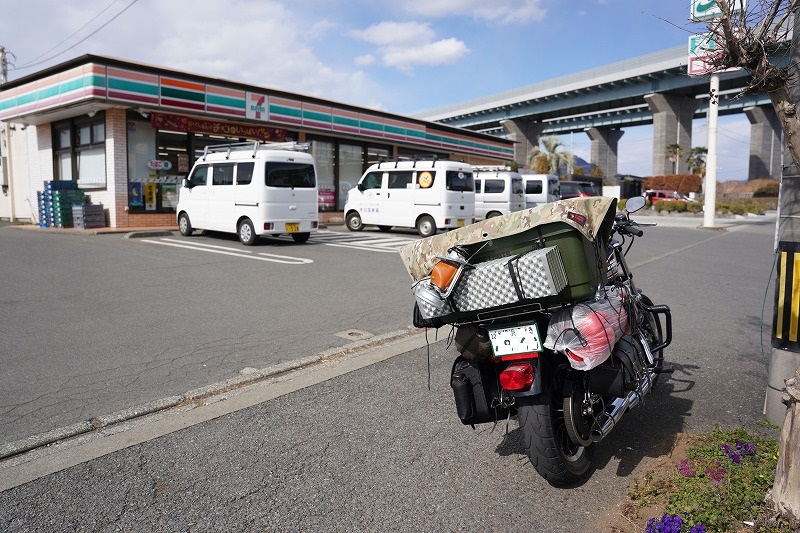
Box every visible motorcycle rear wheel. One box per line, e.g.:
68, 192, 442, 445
517, 368, 593, 487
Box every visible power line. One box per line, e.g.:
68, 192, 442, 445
21, 0, 126, 67
12, 0, 139, 72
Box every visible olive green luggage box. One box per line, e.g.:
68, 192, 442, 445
456, 221, 606, 317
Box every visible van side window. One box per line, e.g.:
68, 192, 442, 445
475, 179, 482, 193
188, 165, 208, 187
387, 171, 413, 189
526, 181, 543, 194
212, 163, 235, 186
511, 178, 524, 194
446, 170, 473, 192
484, 179, 505, 193
237, 162, 254, 185
265, 162, 316, 188
362, 172, 382, 190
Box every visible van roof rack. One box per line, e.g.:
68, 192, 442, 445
373, 155, 454, 169
472, 165, 512, 172
201, 141, 312, 160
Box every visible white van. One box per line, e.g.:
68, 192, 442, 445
177, 142, 319, 245
521, 173, 560, 208
344, 159, 475, 237
473, 167, 525, 219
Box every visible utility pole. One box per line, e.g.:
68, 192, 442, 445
0, 46, 8, 84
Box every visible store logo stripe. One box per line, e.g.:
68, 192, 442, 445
109, 78, 159, 96
161, 86, 205, 103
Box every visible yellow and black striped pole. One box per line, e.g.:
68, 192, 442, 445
774, 242, 800, 349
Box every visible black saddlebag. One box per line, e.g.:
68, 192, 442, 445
450, 357, 509, 425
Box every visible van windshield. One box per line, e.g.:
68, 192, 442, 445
446, 170, 474, 192
265, 162, 316, 188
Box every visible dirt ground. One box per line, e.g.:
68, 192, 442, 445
596, 433, 695, 532
596, 433, 757, 533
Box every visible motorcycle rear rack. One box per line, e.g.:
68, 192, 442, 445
641, 302, 672, 353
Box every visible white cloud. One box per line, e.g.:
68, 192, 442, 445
6, 1, 387, 108
382, 38, 469, 72
399, 0, 547, 24
350, 21, 468, 73
350, 21, 435, 47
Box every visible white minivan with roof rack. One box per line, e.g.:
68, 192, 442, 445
177, 141, 319, 245
520, 173, 560, 208
473, 166, 525, 219
343, 158, 475, 237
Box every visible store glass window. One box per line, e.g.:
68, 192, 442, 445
311, 140, 335, 211
52, 113, 106, 189
366, 145, 390, 166
338, 143, 364, 210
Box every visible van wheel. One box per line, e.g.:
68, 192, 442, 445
346, 212, 363, 232
178, 213, 193, 236
378, 225, 392, 232
486, 211, 502, 219
291, 232, 310, 243
238, 219, 257, 245
416, 216, 436, 238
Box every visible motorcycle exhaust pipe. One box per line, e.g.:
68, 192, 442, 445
590, 370, 654, 442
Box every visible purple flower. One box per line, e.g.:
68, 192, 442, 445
690, 525, 707, 533
679, 459, 696, 478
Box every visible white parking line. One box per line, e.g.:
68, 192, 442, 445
323, 242, 401, 253
140, 239, 313, 264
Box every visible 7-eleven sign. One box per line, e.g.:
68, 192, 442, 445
691, 0, 746, 22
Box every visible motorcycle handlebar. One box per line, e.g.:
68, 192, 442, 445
627, 226, 644, 237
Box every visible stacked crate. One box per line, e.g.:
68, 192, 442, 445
72, 203, 105, 229
37, 181, 85, 228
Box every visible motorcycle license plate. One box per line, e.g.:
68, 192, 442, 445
488, 324, 542, 357
285, 223, 300, 232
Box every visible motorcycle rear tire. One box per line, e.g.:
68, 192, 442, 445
517, 372, 593, 487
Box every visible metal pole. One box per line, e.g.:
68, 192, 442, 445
703, 74, 719, 228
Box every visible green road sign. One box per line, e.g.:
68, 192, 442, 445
691, 0, 745, 22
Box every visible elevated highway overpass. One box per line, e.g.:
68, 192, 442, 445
416, 45, 784, 180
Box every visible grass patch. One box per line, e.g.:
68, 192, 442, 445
625, 426, 800, 532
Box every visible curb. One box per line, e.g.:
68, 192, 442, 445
124, 230, 176, 239
0, 326, 423, 461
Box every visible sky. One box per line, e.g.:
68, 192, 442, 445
0, 0, 757, 180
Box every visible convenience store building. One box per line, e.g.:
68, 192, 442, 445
0, 55, 514, 228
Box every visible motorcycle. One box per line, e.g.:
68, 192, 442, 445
399, 196, 672, 487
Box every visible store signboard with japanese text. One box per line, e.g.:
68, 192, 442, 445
687, 33, 741, 76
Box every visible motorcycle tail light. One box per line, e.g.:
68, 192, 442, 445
499, 363, 534, 391
430, 260, 460, 292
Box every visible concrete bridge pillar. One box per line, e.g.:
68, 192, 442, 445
585, 127, 624, 179
745, 105, 782, 180
500, 118, 545, 169
644, 93, 698, 175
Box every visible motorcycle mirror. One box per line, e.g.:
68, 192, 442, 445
625, 196, 646, 213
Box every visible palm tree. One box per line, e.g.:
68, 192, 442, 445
666, 143, 683, 174
527, 135, 573, 176
686, 147, 708, 176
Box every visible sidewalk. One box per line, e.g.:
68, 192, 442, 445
2, 211, 348, 236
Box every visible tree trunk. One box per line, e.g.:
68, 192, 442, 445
768, 84, 800, 171
770, 364, 800, 519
